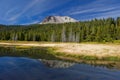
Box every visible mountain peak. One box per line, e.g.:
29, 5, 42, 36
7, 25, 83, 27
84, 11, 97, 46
40, 16, 77, 24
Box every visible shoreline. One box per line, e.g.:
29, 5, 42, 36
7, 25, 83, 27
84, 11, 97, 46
0, 41, 120, 61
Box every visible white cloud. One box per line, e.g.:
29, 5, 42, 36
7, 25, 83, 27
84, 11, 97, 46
8, 0, 40, 21
5, 8, 18, 17
1, 0, 120, 24
92, 10, 120, 19
63, 0, 120, 20
70, 7, 117, 15
4, 0, 70, 23
21, 20, 40, 25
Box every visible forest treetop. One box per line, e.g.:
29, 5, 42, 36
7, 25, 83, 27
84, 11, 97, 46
0, 17, 120, 42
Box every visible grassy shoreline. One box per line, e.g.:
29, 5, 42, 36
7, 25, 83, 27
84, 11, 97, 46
0, 40, 120, 44
0, 41, 120, 61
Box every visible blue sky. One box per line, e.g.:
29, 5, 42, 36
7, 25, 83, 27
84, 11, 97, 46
0, 0, 120, 25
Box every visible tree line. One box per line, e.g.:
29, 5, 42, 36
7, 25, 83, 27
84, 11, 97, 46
0, 17, 120, 42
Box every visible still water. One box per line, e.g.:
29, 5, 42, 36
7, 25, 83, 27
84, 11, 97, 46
0, 57, 120, 80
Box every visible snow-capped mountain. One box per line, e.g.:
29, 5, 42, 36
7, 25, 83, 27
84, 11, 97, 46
40, 16, 77, 24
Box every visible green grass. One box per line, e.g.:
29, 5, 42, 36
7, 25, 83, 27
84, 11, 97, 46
0, 45, 120, 61
102, 56, 120, 61
51, 51, 120, 61
0, 46, 59, 60
0, 40, 120, 44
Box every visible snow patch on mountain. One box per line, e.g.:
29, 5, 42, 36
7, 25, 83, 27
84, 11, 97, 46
40, 16, 77, 24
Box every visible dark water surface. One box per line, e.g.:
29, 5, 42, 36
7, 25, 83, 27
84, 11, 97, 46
0, 57, 120, 80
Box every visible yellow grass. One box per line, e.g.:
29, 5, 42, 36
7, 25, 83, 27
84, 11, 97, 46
0, 41, 120, 58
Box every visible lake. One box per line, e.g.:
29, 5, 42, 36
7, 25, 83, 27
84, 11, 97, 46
0, 46, 120, 80
0, 57, 120, 80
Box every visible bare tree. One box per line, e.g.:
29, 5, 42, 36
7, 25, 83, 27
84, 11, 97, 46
33, 34, 36, 41
61, 26, 66, 42
12, 33, 18, 41
75, 32, 80, 43
51, 31, 55, 42
72, 32, 76, 42
15, 34, 18, 41
69, 28, 73, 42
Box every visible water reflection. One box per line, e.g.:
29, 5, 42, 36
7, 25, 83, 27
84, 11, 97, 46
78, 60, 120, 70
0, 57, 120, 80
0, 46, 120, 70
39, 59, 75, 68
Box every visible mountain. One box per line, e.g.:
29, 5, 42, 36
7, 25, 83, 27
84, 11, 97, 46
40, 16, 77, 24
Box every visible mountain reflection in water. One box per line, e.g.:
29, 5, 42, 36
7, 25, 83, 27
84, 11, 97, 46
39, 59, 75, 68
0, 57, 120, 80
